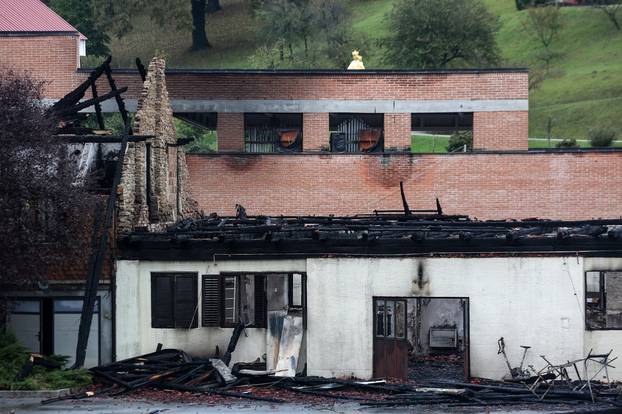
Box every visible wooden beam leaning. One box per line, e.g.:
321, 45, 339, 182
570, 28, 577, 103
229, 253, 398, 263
57, 134, 153, 143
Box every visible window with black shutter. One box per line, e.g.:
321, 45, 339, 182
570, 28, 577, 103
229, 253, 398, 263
151, 273, 198, 329
202, 274, 268, 328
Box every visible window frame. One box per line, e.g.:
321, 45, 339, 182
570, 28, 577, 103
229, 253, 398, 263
151, 272, 198, 329
243, 113, 303, 153
585, 270, 622, 331
202, 272, 306, 329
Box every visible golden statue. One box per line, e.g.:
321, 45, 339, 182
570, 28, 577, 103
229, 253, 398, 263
347, 50, 365, 70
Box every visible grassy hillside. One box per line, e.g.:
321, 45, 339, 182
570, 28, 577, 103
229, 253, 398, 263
102, 0, 622, 142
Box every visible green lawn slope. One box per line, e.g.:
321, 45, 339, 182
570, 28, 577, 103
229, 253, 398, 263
102, 0, 622, 142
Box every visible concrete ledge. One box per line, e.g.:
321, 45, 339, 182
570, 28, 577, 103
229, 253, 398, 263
92, 99, 528, 114
0, 388, 70, 399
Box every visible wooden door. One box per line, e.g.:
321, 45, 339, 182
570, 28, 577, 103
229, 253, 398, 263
373, 298, 408, 380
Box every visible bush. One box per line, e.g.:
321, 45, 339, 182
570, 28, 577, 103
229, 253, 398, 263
446, 131, 473, 152
588, 127, 616, 147
556, 138, 579, 148
0, 331, 91, 390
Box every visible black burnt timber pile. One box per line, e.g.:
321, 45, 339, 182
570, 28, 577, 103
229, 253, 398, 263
150, 212, 622, 244
361, 379, 622, 408
42, 348, 622, 408
42, 348, 285, 404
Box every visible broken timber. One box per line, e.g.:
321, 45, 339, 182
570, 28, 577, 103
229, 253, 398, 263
71, 57, 135, 369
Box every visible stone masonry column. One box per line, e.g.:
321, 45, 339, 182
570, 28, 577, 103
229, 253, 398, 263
303, 113, 329, 151
217, 113, 245, 151
384, 113, 411, 151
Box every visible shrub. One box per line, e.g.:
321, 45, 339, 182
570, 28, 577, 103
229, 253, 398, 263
588, 127, 617, 147
556, 138, 580, 149
0, 331, 91, 390
446, 131, 473, 152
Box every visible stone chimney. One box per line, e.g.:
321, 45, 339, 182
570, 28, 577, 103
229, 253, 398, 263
117, 57, 198, 233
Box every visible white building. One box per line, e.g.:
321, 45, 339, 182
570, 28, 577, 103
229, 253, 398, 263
114, 217, 622, 382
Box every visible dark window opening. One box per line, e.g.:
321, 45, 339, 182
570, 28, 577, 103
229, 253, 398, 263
151, 273, 198, 329
244, 113, 302, 153
174, 113, 218, 153
202, 273, 305, 328
586, 271, 622, 330
411, 113, 473, 153
329, 113, 384, 153
411, 113, 473, 133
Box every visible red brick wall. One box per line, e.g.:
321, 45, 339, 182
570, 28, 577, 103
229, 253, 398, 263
217, 113, 245, 151
303, 113, 329, 150
88, 70, 528, 101
0, 35, 80, 99
384, 113, 412, 150
474, 111, 529, 150
186, 152, 622, 220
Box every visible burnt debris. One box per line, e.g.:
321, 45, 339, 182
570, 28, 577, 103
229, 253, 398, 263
43, 346, 622, 409
118, 207, 622, 260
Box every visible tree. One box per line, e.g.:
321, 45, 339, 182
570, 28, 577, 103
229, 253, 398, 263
251, 0, 358, 68
207, 0, 222, 13
383, 0, 500, 69
98, 1, 210, 51
0, 70, 95, 317
524, 6, 564, 70
49, 0, 110, 56
592, 0, 622, 30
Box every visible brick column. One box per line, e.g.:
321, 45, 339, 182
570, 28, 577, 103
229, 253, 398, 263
303, 113, 329, 151
384, 113, 411, 151
473, 111, 528, 150
217, 113, 245, 151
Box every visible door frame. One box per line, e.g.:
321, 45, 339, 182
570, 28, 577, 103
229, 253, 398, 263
5, 296, 102, 366
372, 296, 470, 381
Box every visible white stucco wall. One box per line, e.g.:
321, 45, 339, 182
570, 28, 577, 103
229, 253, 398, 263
117, 255, 622, 381
115, 259, 306, 364
305, 256, 588, 380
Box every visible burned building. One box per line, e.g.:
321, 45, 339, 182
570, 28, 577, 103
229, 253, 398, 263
115, 214, 622, 381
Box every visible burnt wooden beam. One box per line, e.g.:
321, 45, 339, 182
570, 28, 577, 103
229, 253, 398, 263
57, 134, 153, 143
91, 82, 106, 130
53, 87, 128, 118
73, 89, 133, 368
49, 56, 112, 115
104, 65, 131, 131
136, 58, 148, 82
167, 138, 194, 147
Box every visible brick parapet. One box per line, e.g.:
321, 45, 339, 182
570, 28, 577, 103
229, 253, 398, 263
186, 151, 622, 220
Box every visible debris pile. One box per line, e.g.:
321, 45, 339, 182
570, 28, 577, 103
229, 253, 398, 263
42, 347, 622, 409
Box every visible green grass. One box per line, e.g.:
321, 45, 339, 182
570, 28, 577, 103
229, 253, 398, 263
411, 134, 622, 152
101, 0, 622, 141
411, 134, 450, 153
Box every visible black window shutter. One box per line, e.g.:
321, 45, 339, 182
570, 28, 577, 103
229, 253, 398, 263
151, 274, 174, 328
202, 275, 221, 327
174, 274, 198, 328
254, 275, 267, 328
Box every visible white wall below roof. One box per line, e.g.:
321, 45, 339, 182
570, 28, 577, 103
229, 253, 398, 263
117, 256, 622, 381
305, 257, 588, 380
115, 260, 306, 363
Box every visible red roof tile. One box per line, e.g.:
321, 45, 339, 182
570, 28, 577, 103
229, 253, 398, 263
0, 0, 85, 39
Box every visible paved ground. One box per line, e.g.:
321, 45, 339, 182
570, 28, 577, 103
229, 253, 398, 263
0, 397, 615, 414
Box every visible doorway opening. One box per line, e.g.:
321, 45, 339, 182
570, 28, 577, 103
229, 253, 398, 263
373, 296, 469, 382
